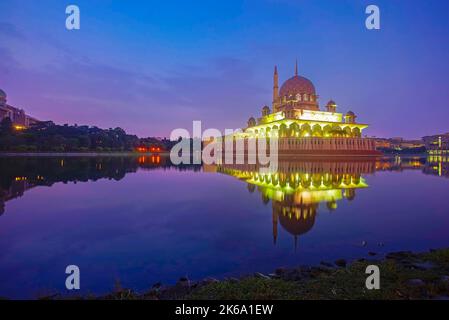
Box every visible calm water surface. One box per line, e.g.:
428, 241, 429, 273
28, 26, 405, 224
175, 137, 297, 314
0, 155, 448, 298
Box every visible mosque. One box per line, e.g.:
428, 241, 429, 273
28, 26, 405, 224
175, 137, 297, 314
229, 62, 379, 155
0, 88, 39, 129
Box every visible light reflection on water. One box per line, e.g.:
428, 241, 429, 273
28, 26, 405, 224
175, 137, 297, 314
0, 155, 448, 298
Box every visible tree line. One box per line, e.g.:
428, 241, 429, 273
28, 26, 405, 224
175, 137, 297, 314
0, 118, 176, 152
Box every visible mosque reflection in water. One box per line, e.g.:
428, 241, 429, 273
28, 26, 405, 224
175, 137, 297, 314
1, 155, 448, 247
215, 160, 371, 249
213, 155, 448, 248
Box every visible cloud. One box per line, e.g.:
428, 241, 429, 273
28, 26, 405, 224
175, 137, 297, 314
0, 20, 265, 136
0, 22, 26, 40
0, 46, 20, 75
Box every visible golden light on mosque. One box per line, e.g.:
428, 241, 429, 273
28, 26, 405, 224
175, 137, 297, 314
221, 61, 379, 155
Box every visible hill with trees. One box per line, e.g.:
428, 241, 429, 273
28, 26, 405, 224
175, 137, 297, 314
0, 118, 175, 152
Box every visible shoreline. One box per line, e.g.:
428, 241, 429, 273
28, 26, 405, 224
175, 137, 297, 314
0, 152, 170, 157
0, 152, 428, 158
39, 247, 449, 300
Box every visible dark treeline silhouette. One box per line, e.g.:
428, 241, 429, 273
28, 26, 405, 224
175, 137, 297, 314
0, 119, 178, 152
0, 156, 201, 189
0, 157, 139, 190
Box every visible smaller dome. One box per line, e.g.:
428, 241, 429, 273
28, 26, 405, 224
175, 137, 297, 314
262, 105, 271, 116
247, 117, 256, 127
0, 89, 6, 99
346, 111, 355, 116
327, 100, 336, 106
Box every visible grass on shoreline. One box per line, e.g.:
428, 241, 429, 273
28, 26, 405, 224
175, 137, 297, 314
43, 248, 449, 300
186, 249, 449, 300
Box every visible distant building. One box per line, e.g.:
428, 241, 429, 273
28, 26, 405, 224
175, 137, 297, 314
373, 138, 393, 149
373, 137, 424, 150
0, 88, 39, 129
400, 139, 425, 149
423, 133, 449, 155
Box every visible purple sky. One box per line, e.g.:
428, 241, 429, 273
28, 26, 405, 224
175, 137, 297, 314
1, 0, 449, 139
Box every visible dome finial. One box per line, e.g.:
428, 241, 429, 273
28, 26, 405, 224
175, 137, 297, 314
295, 59, 298, 76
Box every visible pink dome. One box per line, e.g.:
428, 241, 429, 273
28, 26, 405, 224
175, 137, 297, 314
279, 75, 316, 97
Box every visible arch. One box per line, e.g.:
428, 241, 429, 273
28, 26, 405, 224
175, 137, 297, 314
323, 125, 332, 137
301, 175, 311, 188
343, 174, 352, 185
343, 126, 352, 137
279, 123, 288, 138
264, 174, 271, 184
312, 124, 323, 137
330, 125, 343, 137
300, 123, 312, 137
262, 193, 270, 205
352, 127, 361, 137
272, 174, 279, 186
279, 175, 287, 188
290, 175, 300, 189
289, 123, 300, 137
312, 174, 322, 188
345, 189, 356, 201
287, 174, 295, 188
265, 126, 271, 136
322, 174, 332, 187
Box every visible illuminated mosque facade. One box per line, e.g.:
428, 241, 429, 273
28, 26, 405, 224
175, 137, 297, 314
231, 62, 378, 155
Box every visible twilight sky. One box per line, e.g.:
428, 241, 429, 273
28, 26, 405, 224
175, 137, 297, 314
1, 0, 448, 139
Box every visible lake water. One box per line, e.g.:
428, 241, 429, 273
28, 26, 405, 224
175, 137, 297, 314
0, 155, 448, 298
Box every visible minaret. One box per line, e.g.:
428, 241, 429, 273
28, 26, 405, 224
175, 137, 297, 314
295, 59, 298, 76
272, 210, 278, 245
272, 66, 279, 108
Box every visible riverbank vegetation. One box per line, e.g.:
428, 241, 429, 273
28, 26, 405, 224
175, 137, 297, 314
0, 118, 174, 152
